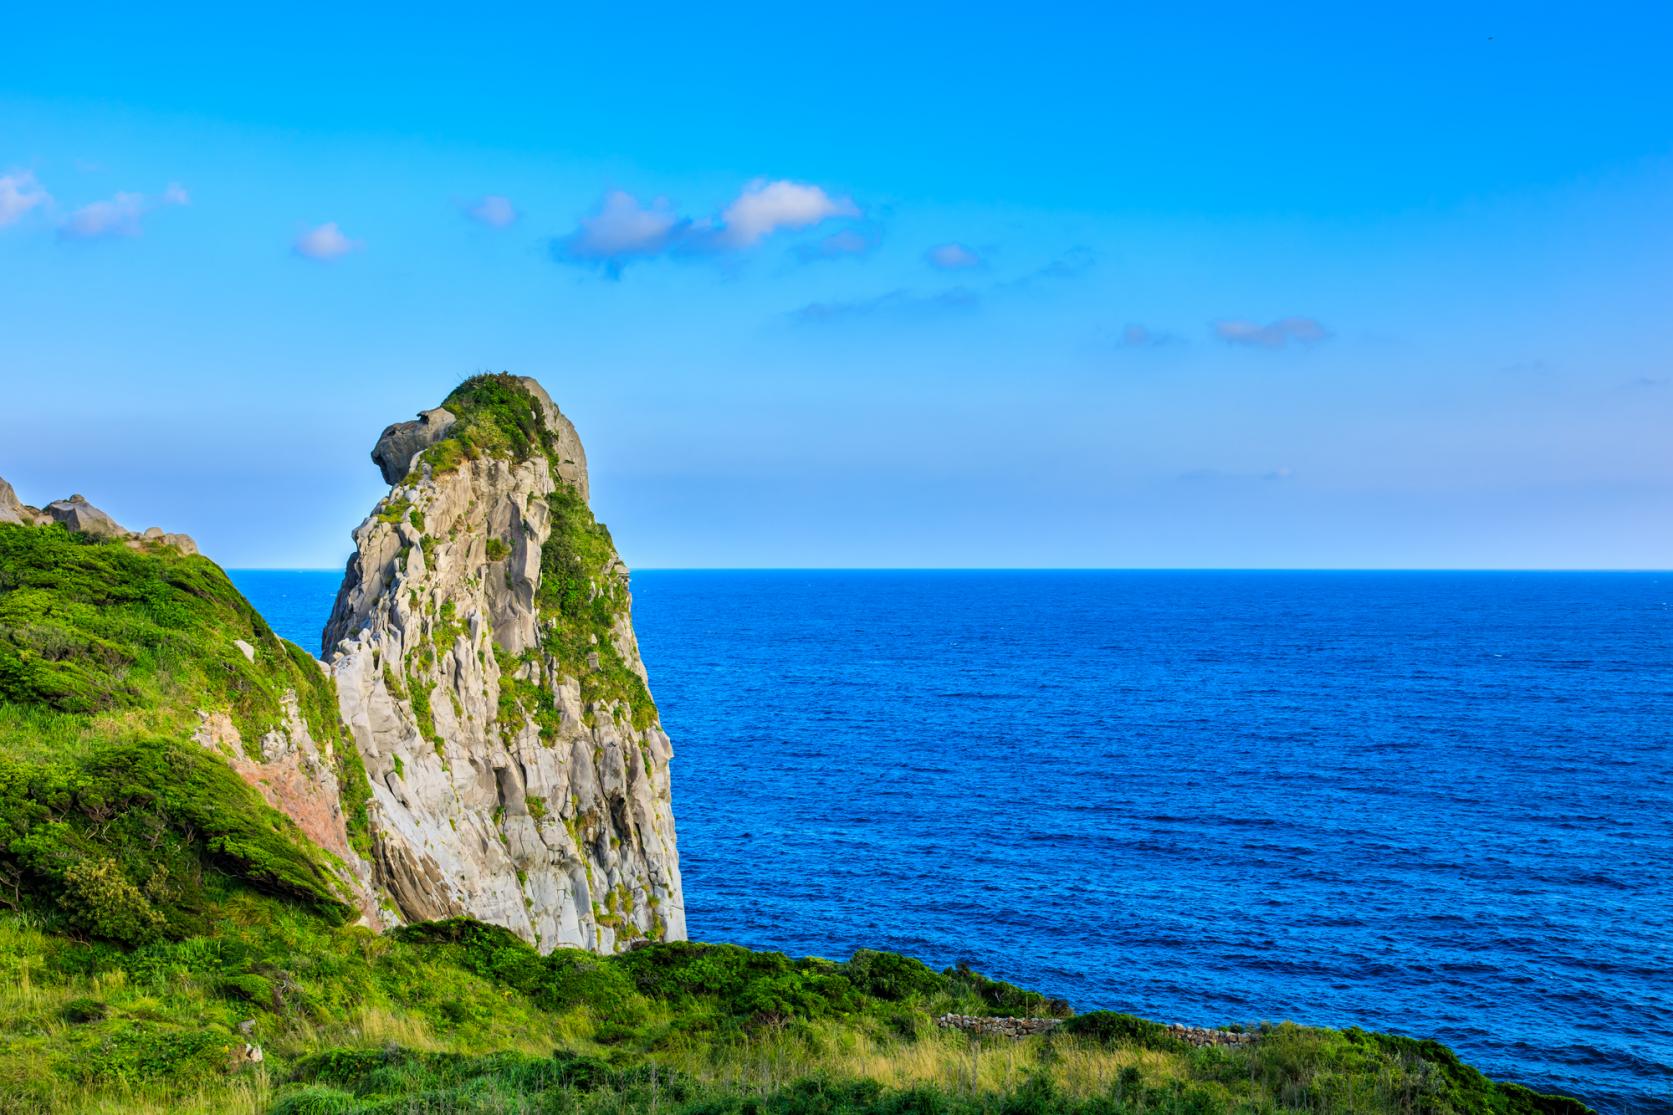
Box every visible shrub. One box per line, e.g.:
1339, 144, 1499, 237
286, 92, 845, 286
59, 856, 165, 945
61, 997, 107, 1023
1058, 1011, 1182, 1051
844, 949, 945, 1002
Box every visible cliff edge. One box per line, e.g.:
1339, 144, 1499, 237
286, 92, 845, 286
323, 374, 684, 952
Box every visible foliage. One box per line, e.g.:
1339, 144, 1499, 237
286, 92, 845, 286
0, 904, 1595, 1114
0, 523, 362, 944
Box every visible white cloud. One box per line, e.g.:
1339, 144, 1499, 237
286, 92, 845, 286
58, 183, 189, 240
571, 191, 680, 254
0, 171, 50, 228
925, 242, 984, 270
718, 179, 856, 248
465, 194, 519, 228
60, 192, 147, 239
1213, 317, 1329, 348
293, 222, 361, 261
551, 179, 857, 276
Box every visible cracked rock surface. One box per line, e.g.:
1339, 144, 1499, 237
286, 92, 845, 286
323, 375, 684, 952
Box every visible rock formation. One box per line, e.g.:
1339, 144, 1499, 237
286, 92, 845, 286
0, 480, 198, 554
323, 374, 684, 952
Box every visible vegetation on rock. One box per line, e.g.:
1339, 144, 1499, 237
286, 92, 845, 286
418, 373, 657, 731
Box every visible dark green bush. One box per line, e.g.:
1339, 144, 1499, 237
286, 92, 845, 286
60, 996, 107, 1023
1058, 1011, 1181, 1051
845, 949, 945, 1001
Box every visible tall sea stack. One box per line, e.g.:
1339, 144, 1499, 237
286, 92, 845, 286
324, 374, 684, 952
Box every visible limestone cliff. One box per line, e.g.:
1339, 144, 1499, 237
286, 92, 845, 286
323, 374, 684, 952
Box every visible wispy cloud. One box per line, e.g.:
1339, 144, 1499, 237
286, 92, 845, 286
1212, 316, 1329, 348
792, 287, 979, 324
998, 246, 1096, 290
794, 244, 1095, 328
293, 222, 361, 261
925, 242, 984, 270
463, 194, 519, 228
1118, 324, 1182, 349
57, 182, 189, 240
793, 226, 880, 263
0, 171, 50, 228
551, 179, 856, 277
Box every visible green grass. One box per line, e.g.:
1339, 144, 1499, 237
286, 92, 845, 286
0, 906, 1592, 1114
0, 522, 368, 944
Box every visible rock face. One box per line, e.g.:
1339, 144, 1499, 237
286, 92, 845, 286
0, 477, 26, 525
193, 694, 383, 926
323, 374, 682, 952
372, 407, 458, 487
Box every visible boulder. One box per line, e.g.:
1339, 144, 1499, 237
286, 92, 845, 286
45, 494, 126, 539
140, 526, 199, 555
371, 407, 456, 486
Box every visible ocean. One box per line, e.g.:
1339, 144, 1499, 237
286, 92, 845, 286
229, 569, 1673, 1113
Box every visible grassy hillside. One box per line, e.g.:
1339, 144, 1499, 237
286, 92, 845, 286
0, 518, 1592, 1114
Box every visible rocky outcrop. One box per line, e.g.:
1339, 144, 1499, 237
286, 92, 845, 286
372, 407, 457, 486
323, 374, 681, 953
0, 477, 27, 525
46, 494, 127, 539
0, 481, 197, 555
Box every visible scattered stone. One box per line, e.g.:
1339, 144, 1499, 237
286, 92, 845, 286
1164, 1023, 1259, 1048
937, 1014, 1062, 1038
142, 526, 201, 556
237, 1019, 257, 1036
234, 639, 257, 663
936, 1016, 1261, 1047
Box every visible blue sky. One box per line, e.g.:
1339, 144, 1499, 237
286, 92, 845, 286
2, 2, 1669, 569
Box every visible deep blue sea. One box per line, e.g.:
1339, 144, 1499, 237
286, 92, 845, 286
230, 570, 1673, 1114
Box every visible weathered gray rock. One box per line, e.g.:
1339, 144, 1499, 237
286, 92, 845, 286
325, 376, 681, 953
46, 494, 126, 538
0, 477, 25, 525
142, 525, 200, 556
372, 407, 457, 486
